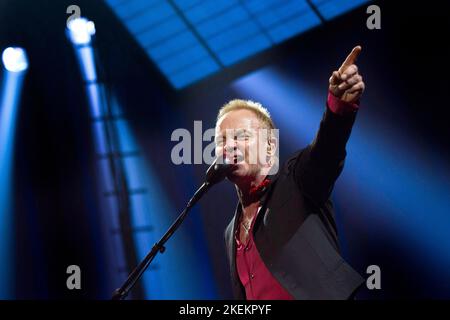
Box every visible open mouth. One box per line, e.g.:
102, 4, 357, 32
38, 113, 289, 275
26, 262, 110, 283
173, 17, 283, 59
232, 154, 245, 164
223, 154, 244, 165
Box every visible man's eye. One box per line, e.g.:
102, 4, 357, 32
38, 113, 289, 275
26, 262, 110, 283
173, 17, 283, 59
238, 134, 250, 140
235, 132, 250, 140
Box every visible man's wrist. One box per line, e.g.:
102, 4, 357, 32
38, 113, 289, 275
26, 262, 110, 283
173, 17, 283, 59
327, 91, 359, 115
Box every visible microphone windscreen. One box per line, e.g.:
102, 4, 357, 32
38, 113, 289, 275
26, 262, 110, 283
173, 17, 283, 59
206, 158, 232, 185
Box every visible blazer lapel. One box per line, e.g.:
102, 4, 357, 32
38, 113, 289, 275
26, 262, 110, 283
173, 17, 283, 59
227, 202, 242, 268
253, 173, 280, 231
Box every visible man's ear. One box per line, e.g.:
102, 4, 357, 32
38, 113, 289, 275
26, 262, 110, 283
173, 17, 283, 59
263, 132, 279, 175
267, 134, 278, 156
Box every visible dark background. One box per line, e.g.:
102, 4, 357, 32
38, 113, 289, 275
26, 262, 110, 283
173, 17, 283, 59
0, 0, 449, 299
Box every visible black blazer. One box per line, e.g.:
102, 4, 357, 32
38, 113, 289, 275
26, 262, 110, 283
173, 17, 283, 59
224, 106, 365, 300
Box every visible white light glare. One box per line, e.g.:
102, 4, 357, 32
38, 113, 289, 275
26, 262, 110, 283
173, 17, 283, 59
67, 18, 96, 45
2, 47, 29, 73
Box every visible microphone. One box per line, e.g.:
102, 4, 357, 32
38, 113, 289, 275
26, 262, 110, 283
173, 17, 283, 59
187, 158, 233, 208
112, 158, 232, 300
111, 157, 233, 300
205, 157, 233, 185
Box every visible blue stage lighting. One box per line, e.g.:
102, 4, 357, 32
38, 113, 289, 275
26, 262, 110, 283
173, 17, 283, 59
68, 22, 217, 298
0, 46, 29, 299
105, 0, 369, 89
311, 0, 370, 20
232, 66, 450, 281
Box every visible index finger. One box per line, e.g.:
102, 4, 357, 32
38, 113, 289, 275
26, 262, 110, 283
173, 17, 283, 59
338, 45, 362, 74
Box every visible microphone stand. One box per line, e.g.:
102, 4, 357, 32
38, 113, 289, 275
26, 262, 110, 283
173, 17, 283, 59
111, 181, 212, 300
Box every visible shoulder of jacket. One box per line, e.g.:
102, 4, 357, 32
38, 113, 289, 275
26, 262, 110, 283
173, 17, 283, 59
284, 146, 310, 173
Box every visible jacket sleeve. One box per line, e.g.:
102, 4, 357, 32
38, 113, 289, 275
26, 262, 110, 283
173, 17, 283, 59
293, 103, 357, 206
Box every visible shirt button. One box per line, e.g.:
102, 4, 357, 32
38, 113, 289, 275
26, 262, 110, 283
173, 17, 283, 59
250, 274, 255, 280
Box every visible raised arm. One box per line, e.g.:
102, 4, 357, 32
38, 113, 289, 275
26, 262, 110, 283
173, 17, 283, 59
294, 46, 365, 206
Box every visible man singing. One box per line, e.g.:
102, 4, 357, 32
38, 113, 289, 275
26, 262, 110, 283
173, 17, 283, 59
215, 46, 365, 300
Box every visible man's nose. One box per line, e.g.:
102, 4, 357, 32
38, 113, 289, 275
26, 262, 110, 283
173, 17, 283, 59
224, 140, 236, 152
223, 140, 237, 157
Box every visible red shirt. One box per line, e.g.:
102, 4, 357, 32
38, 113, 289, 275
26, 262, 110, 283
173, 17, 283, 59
235, 205, 294, 300
234, 92, 359, 300
327, 90, 359, 115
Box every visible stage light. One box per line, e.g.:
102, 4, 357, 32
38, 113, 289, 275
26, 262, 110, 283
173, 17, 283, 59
1, 47, 28, 73
66, 17, 98, 82
67, 17, 96, 45
68, 24, 217, 298
0, 46, 29, 299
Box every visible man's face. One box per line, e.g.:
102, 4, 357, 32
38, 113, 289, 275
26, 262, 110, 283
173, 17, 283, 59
215, 109, 272, 184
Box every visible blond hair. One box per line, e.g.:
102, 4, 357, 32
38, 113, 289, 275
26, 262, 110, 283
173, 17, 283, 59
216, 99, 275, 129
